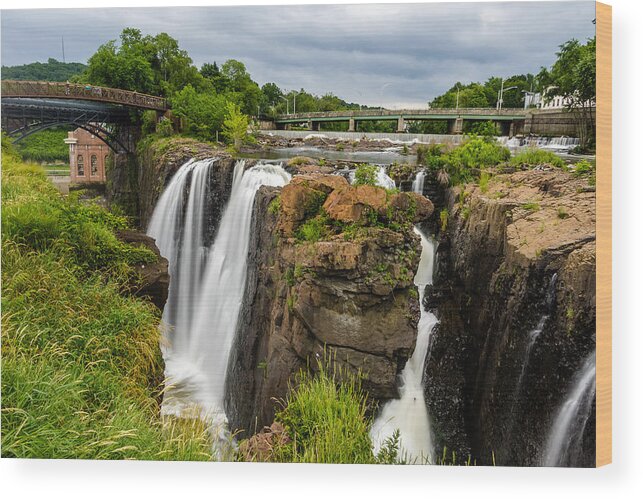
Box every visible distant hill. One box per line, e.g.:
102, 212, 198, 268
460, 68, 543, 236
1, 58, 86, 82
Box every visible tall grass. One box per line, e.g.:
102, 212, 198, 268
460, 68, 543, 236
267, 357, 403, 464
1, 149, 212, 460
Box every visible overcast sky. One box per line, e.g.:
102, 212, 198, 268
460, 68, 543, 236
1, 1, 596, 108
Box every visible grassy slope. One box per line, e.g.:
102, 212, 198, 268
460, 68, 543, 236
1, 147, 212, 460
16, 128, 70, 164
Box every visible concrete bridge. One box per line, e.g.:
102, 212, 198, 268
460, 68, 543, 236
1, 80, 169, 153
273, 108, 527, 135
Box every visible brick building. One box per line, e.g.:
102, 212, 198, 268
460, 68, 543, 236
64, 128, 109, 183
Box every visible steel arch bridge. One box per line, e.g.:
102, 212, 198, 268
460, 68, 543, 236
1, 80, 169, 153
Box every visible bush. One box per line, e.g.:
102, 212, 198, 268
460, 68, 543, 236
416, 144, 444, 169
354, 163, 378, 186
445, 137, 510, 184
572, 159, 594, 176
467, 121, 498, 137
510, 147, 564, 168
296, 215, 329, 243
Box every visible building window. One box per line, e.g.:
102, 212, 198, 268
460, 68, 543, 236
105, 154, 110, 170
77, 155, 85, 176
91, 155, 98, 176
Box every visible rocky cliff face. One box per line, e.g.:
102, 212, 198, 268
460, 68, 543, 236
106, 137, 237, 231
226, 174, 434, 437
425, 168, 596, 466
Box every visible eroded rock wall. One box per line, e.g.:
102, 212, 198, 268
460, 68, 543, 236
425, 169, 596, 466
226, 175, 433, 437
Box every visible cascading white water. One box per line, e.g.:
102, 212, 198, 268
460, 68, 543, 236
370, 228, 438, 462
543, 351, 596, 466
412, 170, 426, 194
148, 159, 291, 442
348, 165, 396, 189
148, 158, 212, 339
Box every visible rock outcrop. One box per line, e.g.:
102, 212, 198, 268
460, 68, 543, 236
425, 168, 596, 466
117, 230, 170, 310
226, 174, 434, 437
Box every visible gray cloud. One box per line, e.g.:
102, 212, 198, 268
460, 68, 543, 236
1, 2, 596, 107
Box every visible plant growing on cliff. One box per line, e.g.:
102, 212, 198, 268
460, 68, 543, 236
354, 163, 378, 186
222, 101, 249, 152
270, 357, 402, 464
478, 170, 491, 193
440, 208, 449, 233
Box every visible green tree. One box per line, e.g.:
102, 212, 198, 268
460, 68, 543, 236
1, 58, 87, 82
222, 101, 249, 151
221, 59, 262, 115
539, 37, 596, 149
83, 28, 204, 97
170, 85, 228, 140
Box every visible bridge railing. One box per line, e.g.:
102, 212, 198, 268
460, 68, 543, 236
1, 80, 168, 111
276, 108, 527, 120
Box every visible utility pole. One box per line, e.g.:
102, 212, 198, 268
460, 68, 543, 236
61, 36, 66, 63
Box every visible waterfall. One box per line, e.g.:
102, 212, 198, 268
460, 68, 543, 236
148, 158, 212, 341
348, 165, 396, 189
370, 228, 438, 462
412, 170, 426, 194
543, 351, 596, 467
148, 159, 291, 442
513, 273, 558, 402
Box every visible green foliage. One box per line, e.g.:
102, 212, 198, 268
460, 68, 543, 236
479, 170, 491, 193
539, 37, 596, 149
429, 74, 537, 110
170, 85, 229, 140
222, 101, 250, 151
15, 128, 70, 163
272, 358, 399, 464
417, 144, 446, 171
155, 117, 174, 137
1, 152, 212, 460
572, 159, 594, 177
522, 202, 541, 212
141, 110, 158, 136
467, 120, 499, 137
510, 147, 564, 168
82, 28, 206, 97
440, 209, 449, 233
354, 163, 378, 186
445, 137, 510, 184
296, 215, 330, 243
268, 196, 281, 215
1, 58, 87, 82
557, 207, 569, 219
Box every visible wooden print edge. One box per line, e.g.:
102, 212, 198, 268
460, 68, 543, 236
596, 1, 612, 468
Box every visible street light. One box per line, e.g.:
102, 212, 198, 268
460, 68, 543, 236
497, 79, 518, 111
278, 95, 289, 114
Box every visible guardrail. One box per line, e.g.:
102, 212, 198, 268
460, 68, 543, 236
275, 108, 527, 121
1, 80, 168, 111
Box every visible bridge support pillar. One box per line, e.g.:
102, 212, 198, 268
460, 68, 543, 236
499, 121, 511, 136
348, 118, 356, 132
448, 117, 464, 134
396, 117, 405, 133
